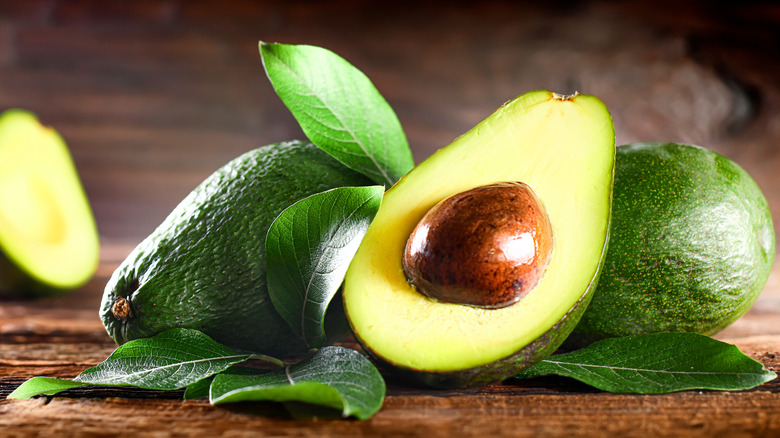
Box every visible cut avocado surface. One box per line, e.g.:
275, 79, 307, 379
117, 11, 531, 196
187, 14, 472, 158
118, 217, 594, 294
100, 140, 373, 357
570, 142, 776, 345
0, 109, 99, 296
343, 90, 615, 387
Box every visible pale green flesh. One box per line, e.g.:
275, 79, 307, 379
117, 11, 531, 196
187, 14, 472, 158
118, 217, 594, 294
0, 110, 99, 289
343, 90, 615, 372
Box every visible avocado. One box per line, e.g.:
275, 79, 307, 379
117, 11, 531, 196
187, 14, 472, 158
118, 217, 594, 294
569, 142, 775, 345
0, 109, 99, 297
343, 90, 616, 388
100, 140, 373, 357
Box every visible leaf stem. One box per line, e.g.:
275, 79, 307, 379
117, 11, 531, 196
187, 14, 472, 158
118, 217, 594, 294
249, 354, 287, 368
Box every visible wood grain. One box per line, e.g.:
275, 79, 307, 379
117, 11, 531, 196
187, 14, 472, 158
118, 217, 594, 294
1, 0, 779, 436
0, 246, 777, 436
1, 283, 779, 438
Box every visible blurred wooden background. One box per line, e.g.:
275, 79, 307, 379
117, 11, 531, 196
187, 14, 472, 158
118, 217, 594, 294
0, 1, 779, 436
0, 0, 777, 244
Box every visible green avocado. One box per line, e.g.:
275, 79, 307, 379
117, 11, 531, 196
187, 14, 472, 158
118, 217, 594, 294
570, 142, 776, 345
100, 140, 372, 357
343, 90, 616, 388
0, 109, 99, 297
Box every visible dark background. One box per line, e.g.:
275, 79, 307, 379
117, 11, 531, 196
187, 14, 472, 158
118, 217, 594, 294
1, 0, 778, 251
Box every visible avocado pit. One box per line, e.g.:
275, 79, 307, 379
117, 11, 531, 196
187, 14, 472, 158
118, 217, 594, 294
402, 181, 553, 309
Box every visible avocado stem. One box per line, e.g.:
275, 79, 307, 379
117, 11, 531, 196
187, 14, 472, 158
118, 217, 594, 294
111, 296, 133, 322
552, 91, 579, 101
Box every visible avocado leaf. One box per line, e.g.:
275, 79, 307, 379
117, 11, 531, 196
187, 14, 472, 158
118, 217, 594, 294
7, 329, 252, 399
266, 185, 383, 348
6, 377, 89, 399
183, 376, 214, 400
210, 346, 385, 420
260, 42, 414, 187
515, 332, 777, 393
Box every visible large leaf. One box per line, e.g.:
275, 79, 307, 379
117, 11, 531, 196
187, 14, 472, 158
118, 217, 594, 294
210, 346, 385, 420
7, 329, 251, 399
515, 333, 777, 393
266, 186, 383, 348
260, 42, 414, 186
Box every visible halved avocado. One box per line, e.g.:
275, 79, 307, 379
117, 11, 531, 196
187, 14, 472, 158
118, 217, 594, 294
343, 90, 615, 388
0, 109, 99, 297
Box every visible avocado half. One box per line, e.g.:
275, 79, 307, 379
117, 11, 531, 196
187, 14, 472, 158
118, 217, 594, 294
0, 110, 99, 297
343, 90, 616, 388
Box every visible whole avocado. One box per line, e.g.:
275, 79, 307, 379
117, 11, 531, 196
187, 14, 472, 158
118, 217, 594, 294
570, 142, 775, 345
100, 140, 372, 357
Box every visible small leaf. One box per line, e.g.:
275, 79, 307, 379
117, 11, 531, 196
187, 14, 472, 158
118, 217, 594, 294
260, 42, 414, 186
7, 329, 252, 399
266, 186, 383, 348
515, 333, 777, 394
210, 346, 385, 420
7, 377, 88, 399
74, 329, 251, 389
183, 377, 214, 400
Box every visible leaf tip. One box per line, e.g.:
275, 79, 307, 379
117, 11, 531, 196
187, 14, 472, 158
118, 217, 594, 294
5, 389, 27, 400
6, 377, 41, 399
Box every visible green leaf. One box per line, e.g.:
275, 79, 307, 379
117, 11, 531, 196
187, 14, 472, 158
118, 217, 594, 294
7, 377, 89, 399
260, 42, 414, 187
266, 186, 383, 348
515, 333, 777, 394
7, 329, 252, 399
74, 329, 251, 389
210, 346, 385, 420
183, 377, 214, 400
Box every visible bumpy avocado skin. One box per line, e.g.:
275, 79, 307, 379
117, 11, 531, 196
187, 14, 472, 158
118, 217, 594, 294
570, 142, 775, 346
100, 141, 372, 357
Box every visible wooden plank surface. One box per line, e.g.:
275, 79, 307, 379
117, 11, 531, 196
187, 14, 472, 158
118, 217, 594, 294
1, 1, 779, 436
0, 257, 778, 437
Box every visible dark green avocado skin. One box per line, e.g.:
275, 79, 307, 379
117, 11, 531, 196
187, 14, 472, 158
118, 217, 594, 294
569, 142, 776, 346
0, 252, 67, 298
100, 141, 372, 358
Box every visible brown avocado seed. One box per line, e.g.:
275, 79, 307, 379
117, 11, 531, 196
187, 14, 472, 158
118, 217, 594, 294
402, 182, 553, 309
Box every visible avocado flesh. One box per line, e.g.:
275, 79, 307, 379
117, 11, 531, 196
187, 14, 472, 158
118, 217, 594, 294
343, 90, 615, 386
0, 110, 99, 296
570, 142, 776, 345
100, 141, 373, 357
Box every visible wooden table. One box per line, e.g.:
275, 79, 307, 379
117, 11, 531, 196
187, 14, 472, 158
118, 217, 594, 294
1, 255, 778, 436
1, 1, 779, 436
